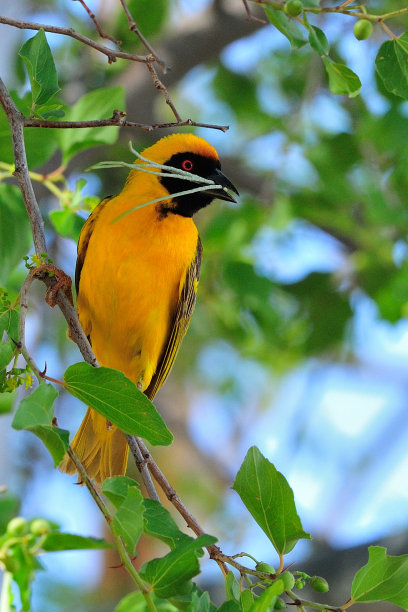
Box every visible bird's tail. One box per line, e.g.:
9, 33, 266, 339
59, 408, 129, 485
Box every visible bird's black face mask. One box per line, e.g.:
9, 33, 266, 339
160, 152, 239, 217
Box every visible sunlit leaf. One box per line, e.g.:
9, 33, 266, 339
64, 363, 173, 445
42, 533, 111, 551
232, 446, 310, 555
264, 6, 307, 49
308, 26, 329, 56
141, 534, 217, 599
102, 477, 145, 555
323, 58, 361, 97
58, 87, 125, 161
18, 29, 60, 106
143, 498, 192, 549
376, 33, 408, 99
251, 580, 284, 611
351, 546, 408, 608
12, 384, 68, 466
49, 210, 85, 242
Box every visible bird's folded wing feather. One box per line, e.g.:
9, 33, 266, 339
144, 237, 202, 400
75, 196, 113, 294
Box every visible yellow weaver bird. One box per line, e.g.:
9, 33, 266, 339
60, 133, 238, 484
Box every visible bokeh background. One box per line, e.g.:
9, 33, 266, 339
1, 0, 408, 610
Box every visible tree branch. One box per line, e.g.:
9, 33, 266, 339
23, 110, 229, 132
0, 15, 153, 64
0, 77, 46, 254
74, 0, 122, 47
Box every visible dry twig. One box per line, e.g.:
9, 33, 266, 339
119, 0, 167, 71
74, 0, 122, 46
0, 15, 152, 64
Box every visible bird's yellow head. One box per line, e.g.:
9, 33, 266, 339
129, 133, 238, 218
140, 133, 220, 166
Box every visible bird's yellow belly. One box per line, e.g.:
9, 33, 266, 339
77, 198, 198, 389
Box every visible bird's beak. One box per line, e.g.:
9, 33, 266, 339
205, 168, 239, 203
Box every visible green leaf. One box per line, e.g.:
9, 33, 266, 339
141, 534, 217, 599
114, 592, 151, 612
114, 592, 147, 612
264, 6, 307, 49
240, 589, 254, 612
216, 603, 241, 612
308, 26, 329, 56
143, 498, 192, 549
102, 476, 145, 555
0, 303, 19, 342
49, 209, 85, 242
0, 184, 31, 284
0, 493, 20, 534
58, 86, 125, 161
113, 486, 144, 554
323, 58, 361, 97
64, 363, 173, 446
102, 475, 140, 508
351, 546, 408, 608
5, 543, 36, 611
232, 446, 310, 555
0, 341, 15, 369
18, 29, 60, 107
0, 388, 16, 413
0, 93, 60, 167
12, 384, 69, 466
376, 33, 408, 99
225, 571, 240, 602
187, 591, 212, 612
251, 580, 285, 611
42, 532, 111, 551
115, 592, 179, 612
34, 102, 65, 120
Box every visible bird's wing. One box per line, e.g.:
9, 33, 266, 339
144, 237, 203, 400
75, 197, 113, 294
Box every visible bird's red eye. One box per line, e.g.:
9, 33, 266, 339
182, 159, 193, 171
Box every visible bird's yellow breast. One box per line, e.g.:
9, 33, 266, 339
77, 184, 199, 389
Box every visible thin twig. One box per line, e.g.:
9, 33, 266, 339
67, 448, 112, 521
0, 77, 46, 254
337, 0, 356, 8
23, 110, 229, 133
378, 18, 397, 39
125, 435, 160, 501
242, 0, 267, 24
119, 0, 167, 72
146, 62, 182, 122
252, 0, 408, 21
0, 16, 153, 64
286, 590, 343, 612
74, 0, 122, 46
136, 438, 228, 575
